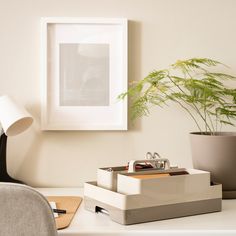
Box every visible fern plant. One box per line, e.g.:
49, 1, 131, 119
119, 58, 236, 135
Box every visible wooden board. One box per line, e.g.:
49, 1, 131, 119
132, 173, 170, 179
47, 196, 82, 230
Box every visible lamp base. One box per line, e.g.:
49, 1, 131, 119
0, 132, 25, 185
0, 172, 24, 184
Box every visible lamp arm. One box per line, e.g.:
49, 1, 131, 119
0, 130, 23, 184
0, 131, 8, 175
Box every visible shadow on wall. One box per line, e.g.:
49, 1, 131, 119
128, 20, 142, 131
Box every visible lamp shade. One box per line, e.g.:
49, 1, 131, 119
0, 95, 33, 136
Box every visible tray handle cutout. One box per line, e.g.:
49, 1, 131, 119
95, 206, 109, 215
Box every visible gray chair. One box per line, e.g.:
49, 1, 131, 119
0, 183, 57, 236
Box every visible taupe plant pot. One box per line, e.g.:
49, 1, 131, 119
190, 132, 236, 199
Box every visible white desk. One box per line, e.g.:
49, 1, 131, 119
37, 188, 236, 236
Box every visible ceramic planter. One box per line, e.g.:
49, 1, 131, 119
190, 132, 236, 199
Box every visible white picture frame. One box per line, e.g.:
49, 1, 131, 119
41, 17, 128, 130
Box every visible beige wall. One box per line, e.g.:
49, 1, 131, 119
1, 0, 236, 187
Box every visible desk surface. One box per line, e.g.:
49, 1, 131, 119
37, 188, 236, 236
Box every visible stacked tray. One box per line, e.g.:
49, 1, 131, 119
84, 159, 222, 225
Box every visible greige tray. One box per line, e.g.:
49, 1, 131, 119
84, 168, 222, 225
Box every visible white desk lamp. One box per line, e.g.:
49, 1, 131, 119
0, 95, 33, 183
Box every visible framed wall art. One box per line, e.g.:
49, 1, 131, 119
41, 17, 127, 130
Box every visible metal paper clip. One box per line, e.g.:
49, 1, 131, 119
146, 152, 161, 160
146, 152, 164, 169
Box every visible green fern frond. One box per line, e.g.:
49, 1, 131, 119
119, 57, 236, 133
